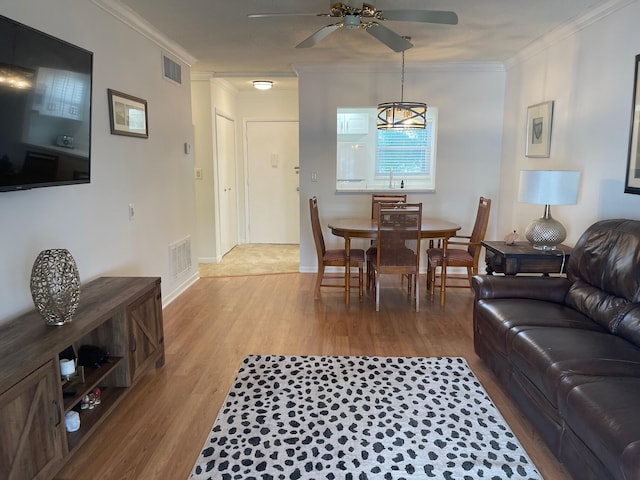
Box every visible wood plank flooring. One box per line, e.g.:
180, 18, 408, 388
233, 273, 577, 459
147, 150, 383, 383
56, 273, 570, 480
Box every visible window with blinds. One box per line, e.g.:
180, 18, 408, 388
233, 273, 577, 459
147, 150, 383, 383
376, 122, 433, 177
336, 107, 437, 191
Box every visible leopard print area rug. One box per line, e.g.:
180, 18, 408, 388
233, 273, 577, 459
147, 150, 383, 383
190, 355, 541, 480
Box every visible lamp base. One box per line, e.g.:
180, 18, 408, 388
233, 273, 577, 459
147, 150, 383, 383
524, 205, 567, 251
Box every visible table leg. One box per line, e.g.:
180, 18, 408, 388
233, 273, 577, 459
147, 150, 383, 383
345, 236, 351, 305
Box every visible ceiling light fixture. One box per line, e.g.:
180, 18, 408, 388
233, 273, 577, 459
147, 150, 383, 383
377, 39, 426, 130
252, 80, 273, 90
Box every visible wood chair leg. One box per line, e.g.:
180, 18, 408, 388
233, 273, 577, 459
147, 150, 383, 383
466, 267, 474, 286
429, 265, 437, 301
375, 274, 380, 312
315, 265, 324, 300
440, 265, 447, 307
415, 274, 420, 312
359, 267, 364, 299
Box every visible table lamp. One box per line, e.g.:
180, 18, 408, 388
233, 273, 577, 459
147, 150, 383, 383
518, 170, 580, 250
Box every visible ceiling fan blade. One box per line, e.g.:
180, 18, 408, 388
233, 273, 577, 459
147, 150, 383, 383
248, 12, 328, 18
365, 23, 413, 52
296, 23, 343, 48
381, 10, 458, 25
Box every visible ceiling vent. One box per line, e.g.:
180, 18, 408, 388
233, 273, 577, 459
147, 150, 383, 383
163, 54, 182, 85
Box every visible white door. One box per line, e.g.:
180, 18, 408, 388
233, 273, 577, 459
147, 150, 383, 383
215, 113, 238, 255
246, 121, 299, 244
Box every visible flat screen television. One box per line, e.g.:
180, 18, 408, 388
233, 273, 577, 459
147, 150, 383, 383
0, 14, 93, 192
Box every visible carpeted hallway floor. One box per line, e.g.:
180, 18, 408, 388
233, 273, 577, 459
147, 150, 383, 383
198, 243, 299, 277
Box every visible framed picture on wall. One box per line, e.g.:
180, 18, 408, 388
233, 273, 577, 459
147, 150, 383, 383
525, 101, 554, 158
625, 54, 640, 195
107, 89, 148, 138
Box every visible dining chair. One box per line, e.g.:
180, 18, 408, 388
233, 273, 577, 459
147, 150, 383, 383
309, 196, 365, 300
370, 202, 422, 312
366, 194, 407, 289
426, 196, 491, 306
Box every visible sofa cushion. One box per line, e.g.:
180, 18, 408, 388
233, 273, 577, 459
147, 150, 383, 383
475, 298, 603, 355
558, 377, 640, 480
613, 305, 640, 349
509, 327, 640, 407
566, 219, 640, 330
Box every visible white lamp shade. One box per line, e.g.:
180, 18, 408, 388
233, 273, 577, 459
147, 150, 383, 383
518, 170, 580, 205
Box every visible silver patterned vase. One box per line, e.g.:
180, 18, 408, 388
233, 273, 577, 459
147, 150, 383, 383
30, 249, 80, 326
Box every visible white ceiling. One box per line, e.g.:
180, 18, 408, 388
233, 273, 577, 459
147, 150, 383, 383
117, 0, 613, 91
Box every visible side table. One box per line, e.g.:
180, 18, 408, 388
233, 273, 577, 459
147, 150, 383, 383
482, 241, 572, 276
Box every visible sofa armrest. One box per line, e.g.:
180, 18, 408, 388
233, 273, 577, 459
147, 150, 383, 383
472, 274, 571, 303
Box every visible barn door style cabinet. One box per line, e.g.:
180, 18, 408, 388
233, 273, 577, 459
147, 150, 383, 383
0, 277, 164, 480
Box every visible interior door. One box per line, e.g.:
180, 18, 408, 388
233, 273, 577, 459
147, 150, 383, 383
215, 113, 238, 255
246, 121, 299, 244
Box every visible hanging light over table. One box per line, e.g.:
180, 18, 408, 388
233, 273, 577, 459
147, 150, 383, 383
377, 40, 426, 130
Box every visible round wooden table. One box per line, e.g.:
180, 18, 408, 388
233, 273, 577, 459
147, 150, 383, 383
328, 217, 461, 306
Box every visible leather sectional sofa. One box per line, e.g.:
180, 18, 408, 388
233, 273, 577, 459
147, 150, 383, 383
472, 219, 640, 480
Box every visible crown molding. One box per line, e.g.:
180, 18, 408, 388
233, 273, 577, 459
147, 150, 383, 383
190, 73, 238, 94
91, 0, 197, 66
504, 0, 635, 70
211, 78, 238, 95
191, 72, 214, 82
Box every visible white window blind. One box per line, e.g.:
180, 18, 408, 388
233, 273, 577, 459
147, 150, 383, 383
376, 122, 433, 177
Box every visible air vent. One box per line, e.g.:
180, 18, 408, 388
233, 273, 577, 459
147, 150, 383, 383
169, 236, 192, 280
163, 54, 182, 85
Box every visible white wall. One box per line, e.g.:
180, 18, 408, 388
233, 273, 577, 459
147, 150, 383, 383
498, 1, 640, 243
191, 77, 238, 263
0, 1, 198, 325
296, 63, 506, 271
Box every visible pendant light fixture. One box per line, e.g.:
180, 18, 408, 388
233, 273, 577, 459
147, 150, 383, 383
377, 39, 426, 130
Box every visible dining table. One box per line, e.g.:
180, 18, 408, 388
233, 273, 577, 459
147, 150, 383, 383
328, 217, 462, 306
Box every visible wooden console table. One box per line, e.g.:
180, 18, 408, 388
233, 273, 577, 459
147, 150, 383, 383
0, 277, 164, 480
482, 241, 572, 276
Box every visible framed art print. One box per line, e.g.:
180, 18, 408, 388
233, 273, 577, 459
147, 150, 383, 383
625, 54, 640, 194
525, 101, 554, 158
107, 89, 148, 138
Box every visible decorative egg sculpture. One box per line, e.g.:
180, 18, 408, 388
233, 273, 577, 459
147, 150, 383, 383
30, 249, 80, 326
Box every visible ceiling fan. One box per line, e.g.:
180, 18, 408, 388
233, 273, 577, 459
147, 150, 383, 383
248, 1, 458, 52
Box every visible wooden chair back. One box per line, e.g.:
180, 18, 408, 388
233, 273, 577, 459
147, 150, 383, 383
371, 194, 407, 220
467, 196, 492, 262
309, 196, 326, 261
375, 203, 422, 272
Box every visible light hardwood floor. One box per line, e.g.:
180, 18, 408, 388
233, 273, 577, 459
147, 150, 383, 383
56, 273, 570, 480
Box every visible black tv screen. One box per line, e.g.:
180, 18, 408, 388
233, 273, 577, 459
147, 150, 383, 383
0, 15, 92, 192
